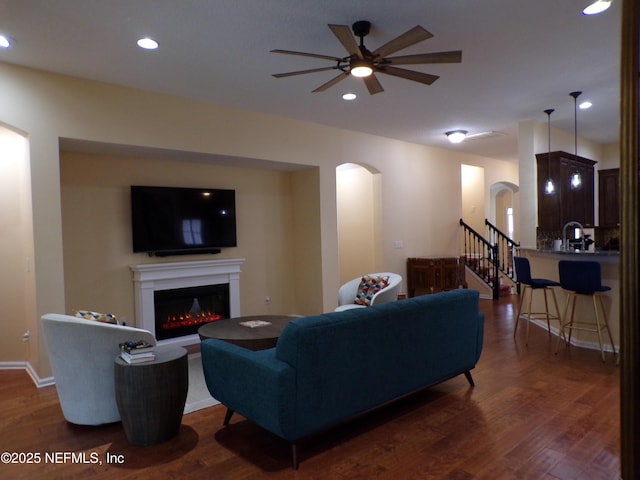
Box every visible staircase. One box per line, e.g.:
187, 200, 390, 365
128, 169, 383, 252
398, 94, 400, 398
459, 218, 520, 300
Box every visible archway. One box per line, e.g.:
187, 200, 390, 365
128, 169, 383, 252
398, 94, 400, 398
490, 181, 519, 241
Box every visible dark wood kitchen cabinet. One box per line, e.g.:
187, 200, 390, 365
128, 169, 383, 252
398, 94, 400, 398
536, 151, 596, 231
598, 168, 620, 227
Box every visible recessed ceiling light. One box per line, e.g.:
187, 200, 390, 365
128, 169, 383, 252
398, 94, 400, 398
137, 37, 159, 50
342, 93, 357, 101
0, 35, 11, 48
582, 0, 612, 15
579, 101, 593, 109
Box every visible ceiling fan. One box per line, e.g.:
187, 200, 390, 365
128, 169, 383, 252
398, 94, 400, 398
271, 20, 462, 95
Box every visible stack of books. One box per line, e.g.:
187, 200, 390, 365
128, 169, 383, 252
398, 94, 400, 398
119, 340, 155, 364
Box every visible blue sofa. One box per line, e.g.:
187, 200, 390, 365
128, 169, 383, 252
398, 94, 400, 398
201, 289, 484, 468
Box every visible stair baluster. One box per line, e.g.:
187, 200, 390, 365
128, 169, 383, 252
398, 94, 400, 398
459, 218, 519, 300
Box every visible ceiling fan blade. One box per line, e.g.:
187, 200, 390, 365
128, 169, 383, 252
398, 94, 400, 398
270, 49, 343, 62
312, 72, 349, 92
328, 24, 363, 58
373, 26, 433, 58
363, 74, 384, 95
385, 50, 462, 65
273, 66, 340, 78
377, 66, 440, 85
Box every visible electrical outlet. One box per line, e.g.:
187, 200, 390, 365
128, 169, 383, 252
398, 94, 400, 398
264, 296, 271, 305
22, 331, 30, 342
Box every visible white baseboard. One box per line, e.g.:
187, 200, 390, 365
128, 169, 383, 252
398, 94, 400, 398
0, 362, 54, 388
527, 319, 618, 353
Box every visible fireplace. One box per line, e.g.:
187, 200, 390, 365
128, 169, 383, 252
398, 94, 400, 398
130, 259, 244, 347
154, 283, 229, 340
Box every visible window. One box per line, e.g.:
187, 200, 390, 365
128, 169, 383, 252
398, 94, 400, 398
506, 208, 514, 240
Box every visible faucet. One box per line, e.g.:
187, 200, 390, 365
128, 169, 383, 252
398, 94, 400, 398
562, 221, 585, 251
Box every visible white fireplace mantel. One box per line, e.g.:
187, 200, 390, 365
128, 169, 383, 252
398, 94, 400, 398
130, 258, 244, 347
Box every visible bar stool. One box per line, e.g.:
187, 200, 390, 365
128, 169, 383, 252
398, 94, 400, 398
513, 256, 563, 345
556, 260, 616, 362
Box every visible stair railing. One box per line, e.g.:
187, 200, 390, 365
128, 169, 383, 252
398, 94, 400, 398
484, 219, 520, 284
459, 219, 500, 300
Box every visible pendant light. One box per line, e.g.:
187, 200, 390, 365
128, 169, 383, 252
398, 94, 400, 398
543, 109, 555, 195
569, 91, 582, 190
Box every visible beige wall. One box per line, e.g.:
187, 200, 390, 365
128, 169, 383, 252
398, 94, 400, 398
1, 61, 521, 380
0, 126, 36, 364
337, 163, 378, 283
600, 143, 620, 170
289, 167, 323, 315
60, 152, 320, 324
461, 164, 486, 234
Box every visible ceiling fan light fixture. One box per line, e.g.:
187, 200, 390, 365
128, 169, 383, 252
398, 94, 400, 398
272, 21, 462, 95
582, 0, 612, 15
350, 59, 373, 78
446, 130, 467, 144
342, 93, 357, 101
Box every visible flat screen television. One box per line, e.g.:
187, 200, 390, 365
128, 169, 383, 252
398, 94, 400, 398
131, 185, 237, 256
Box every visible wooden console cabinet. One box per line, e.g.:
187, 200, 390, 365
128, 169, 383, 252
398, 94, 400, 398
406, 257, 467, 297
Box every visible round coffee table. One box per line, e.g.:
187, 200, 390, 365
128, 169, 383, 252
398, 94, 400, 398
198, 314, 298, 351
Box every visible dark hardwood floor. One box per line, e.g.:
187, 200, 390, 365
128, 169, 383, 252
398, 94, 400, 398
0, 295, 620, 479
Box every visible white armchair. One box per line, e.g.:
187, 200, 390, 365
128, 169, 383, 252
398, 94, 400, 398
41, 313, 156, 425
335, 272, 403, 312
